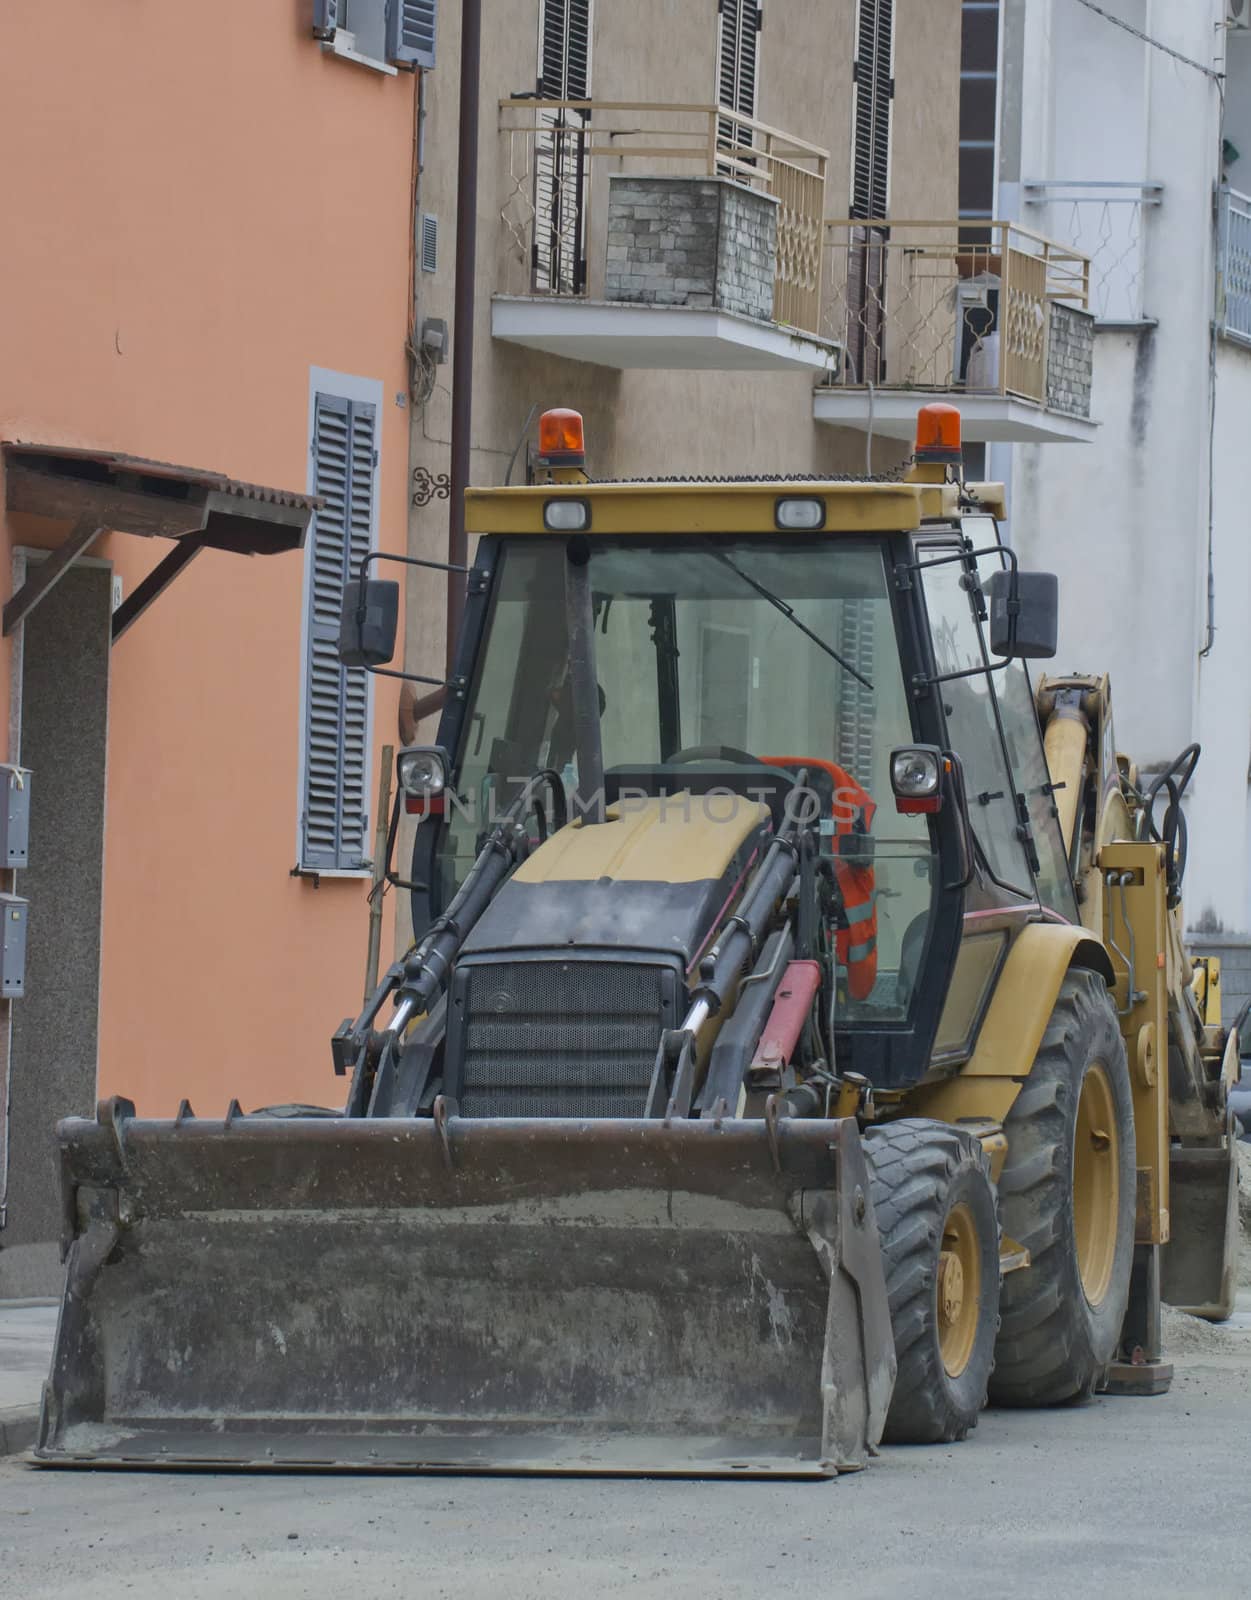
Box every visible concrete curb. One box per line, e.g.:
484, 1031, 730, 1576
0, 1403, 39, 1458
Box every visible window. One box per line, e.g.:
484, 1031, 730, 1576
299, 390, 378, 873
996, 656, 1078, 920
718, 0, 760, 121
717, 0, 760, 159
958, 1, 999, 222
313, 1, 438, 70
851, 0, 893, 221
533, 1, 592, 293
921, 551, 1034, 896
435, 536, 936, 1022
847, 0, 893, 382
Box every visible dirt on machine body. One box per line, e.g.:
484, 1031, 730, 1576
38, 404, 1241, 1475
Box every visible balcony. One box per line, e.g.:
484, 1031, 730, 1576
1218, 185, 1251, 347
813, 221, 1098, 444
493, 99, 838, 373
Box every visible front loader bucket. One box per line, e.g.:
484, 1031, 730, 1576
36, 1098, 894, 1478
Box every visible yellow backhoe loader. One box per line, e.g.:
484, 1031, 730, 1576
36, 404, 1240, 1476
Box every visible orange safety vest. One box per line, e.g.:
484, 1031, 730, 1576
830, 770, 878, 1002
764, 756, 878, 1003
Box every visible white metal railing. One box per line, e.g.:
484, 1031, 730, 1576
498, 99, 828, 335
820, 220, 1090, 407
1218, 185, 1251, 345
1021, 179, 1161, 323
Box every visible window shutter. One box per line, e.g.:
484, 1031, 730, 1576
566, 0, 591, 101
718, 0, 760, 119
302, 394, 376, 873
387, 0, 438, 68
540, 0, 591, 98
313, 0, 340, 39
851, 0, 893, 221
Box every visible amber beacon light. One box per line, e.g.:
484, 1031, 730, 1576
537, 407, 586, 468
913, 402, 963, 467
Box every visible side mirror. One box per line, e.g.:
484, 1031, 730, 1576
338, 578, 399, 668
985, 568, 1058, 660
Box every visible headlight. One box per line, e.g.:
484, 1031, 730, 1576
543, 498, 590, 531
774, 497, 825, 530
397, 747, 448, 796
890, 746, 945, 814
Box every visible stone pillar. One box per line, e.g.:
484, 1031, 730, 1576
604, 175, 779, 321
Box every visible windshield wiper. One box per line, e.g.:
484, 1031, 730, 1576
711, 549, 874, 691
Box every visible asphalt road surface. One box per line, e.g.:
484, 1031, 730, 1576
2, 1313, 1248, 1600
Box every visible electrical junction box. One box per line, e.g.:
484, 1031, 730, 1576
0, 765, 31, 868
0, 892, 28, 997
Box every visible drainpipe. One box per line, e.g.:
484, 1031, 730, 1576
446, 0, 482, 674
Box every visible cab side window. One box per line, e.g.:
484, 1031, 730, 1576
921, 553, 1035, 897
995, 656, 1078, 920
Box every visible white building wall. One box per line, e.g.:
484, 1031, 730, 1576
1002, 0, 1241, 930
1188, 342, 1251, 934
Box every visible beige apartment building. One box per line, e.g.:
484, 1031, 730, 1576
401, 0, 1095, 698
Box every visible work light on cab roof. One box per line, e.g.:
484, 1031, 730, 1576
537, 407, 585, 469
914, 401, 963, 467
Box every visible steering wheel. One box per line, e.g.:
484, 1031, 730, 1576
667, 744, 763, 766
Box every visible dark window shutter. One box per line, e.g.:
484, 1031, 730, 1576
851, 0, 893, 221
387, 0, 438, 68
313, 0, 340, 39
566, 0, 591, 100
302, 393, 376, 872
718, 0, 759, 118
540, 0, 591, 99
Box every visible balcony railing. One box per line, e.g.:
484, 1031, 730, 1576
1022, 179, 1162, 325
497, 98, 828, 337
820, 220, 1092, 411
1218, 185, 1251, 346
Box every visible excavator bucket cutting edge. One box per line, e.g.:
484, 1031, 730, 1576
36, 1099, 895, 1478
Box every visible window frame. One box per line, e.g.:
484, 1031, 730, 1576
313, 0, 437, 74
915, 537, 1038, 900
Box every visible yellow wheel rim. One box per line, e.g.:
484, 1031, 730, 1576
1073, 1061, 1119, 1306
938, 1201, 981, 1378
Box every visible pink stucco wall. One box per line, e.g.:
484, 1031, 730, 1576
0, 4, 414, 1112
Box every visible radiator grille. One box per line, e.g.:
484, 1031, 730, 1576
458, 961, 664, 1118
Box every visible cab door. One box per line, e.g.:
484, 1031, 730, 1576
917, 536, 1039, 1066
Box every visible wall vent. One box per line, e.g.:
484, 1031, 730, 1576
421, 213, 439, 273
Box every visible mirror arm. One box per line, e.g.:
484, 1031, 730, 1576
351, 550, 472, 689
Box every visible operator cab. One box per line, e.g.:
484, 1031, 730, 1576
343, 404, 1069, 1093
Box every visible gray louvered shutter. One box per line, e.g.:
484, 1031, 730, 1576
387, 0, 438, 68
313, 0, 340, 39
301, 394, 376, 872
851, 0, 893, 220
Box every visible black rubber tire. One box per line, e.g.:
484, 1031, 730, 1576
990, 968, 1136, 1405
863, 1118, 1000, 1443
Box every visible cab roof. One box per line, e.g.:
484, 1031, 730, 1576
464, 476, 1005, 535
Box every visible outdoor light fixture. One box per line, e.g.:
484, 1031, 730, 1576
543, 498, 591, 531
397, 746, 449, 814
913, 402, 963, 467
890, 745, 945, 815
775, 496, 826, 530
536, 407, 586, 468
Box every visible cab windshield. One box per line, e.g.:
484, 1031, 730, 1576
440, 535, 934, 1022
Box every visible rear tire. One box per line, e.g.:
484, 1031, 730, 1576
990, 969, 1136, 1405
863, 1119, 1000, 1443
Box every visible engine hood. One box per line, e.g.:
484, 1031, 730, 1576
460, 793, 770, 968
